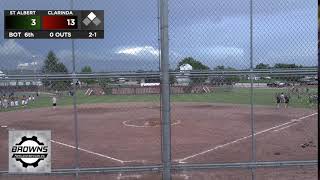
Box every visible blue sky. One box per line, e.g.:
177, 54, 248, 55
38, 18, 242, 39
0, 0, 317, 72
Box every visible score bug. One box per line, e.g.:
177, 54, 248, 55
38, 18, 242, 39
4, 10, 104, 39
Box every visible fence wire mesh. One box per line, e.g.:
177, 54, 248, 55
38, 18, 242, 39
0, 0, 318, 180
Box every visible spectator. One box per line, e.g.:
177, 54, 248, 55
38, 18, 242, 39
14, 97, 19, 107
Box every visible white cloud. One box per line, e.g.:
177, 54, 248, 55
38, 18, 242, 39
0, 40, 31, 57
17, 61, 39, 70
17, 63, 29, 69
0, 40, 36, 69
116, 46, 159, 56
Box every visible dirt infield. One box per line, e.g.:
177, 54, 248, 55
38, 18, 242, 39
0, 102, 318, 179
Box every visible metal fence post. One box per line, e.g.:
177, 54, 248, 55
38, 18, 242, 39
160, 0, 171, 179
250, 0, 256, 180
70, 0, 80, 179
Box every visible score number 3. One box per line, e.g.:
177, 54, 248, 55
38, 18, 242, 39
31, 19, 37, 26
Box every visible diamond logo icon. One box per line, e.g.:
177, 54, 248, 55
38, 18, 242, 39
82, 12, 102, 26
92, 18, 101, 26
87, 12, 97, 21
82, 17, 91, 26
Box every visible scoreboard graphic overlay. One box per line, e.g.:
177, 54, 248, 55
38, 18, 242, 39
4, 10, 104, 39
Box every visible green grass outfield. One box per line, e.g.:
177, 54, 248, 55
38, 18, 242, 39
0, 88, 317, 112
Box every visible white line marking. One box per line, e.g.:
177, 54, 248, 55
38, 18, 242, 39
117, 174, 142, 180
122, 159, 148, 163
273, 123, 297, 132
1, 125, 8, 128
177, 113, 317, 163
174, 174, 190, 180
51, 140, 125, 163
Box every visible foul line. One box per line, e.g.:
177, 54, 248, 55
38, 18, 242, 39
273, 123, 297, 132
177, 113, 317, 163
3, 126, 148, 164
51, 140, 126, 163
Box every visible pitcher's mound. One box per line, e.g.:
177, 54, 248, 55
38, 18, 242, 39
123, 118, 180, 128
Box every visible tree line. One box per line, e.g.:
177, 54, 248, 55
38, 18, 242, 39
40, 51, 311, 90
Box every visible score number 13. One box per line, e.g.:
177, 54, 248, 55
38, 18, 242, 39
67, 19, 76, 26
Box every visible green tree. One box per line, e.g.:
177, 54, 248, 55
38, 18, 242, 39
255, 63, 270, 69
42, 51, 70, 91
81, 66, 95, 85
81, 66, 92, 73
176, 57, 210, 84
176, 57, 210, 71
273, 63, 302, 69
215, 65, 225, 70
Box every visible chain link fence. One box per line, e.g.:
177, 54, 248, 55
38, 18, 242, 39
0, 0, 318, 179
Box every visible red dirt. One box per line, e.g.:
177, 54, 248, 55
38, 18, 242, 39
0, 102, 317, 179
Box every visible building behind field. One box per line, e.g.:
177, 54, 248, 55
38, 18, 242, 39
0, 70, 7, 86
176, 64, 192, 86
0, 70, 42, 86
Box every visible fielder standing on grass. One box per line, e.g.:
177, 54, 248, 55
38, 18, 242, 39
276, 93, 281, 108
25, 95, 28, 105
276, 92, 289, 109
3, 96, 6, 109
21, 96, 25, 108
284, 94, 289, 108
52, 95, 57, 109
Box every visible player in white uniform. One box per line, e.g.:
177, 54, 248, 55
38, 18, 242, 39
10, 96, 14, 107
52, 96, 57, 109
25, 97, 28, 105
15, 97, 19, 107
3, 98, 8, 108
280, 93, 285, 105
21, 96, 25, 107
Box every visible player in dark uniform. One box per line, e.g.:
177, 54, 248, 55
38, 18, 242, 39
284, 94, 289, 108
276, 93, 281, 108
